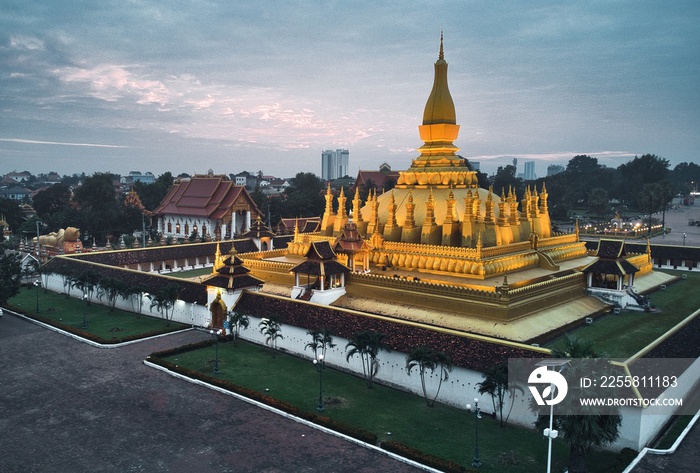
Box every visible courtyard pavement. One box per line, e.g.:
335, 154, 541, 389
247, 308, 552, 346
0, 313, 426, 473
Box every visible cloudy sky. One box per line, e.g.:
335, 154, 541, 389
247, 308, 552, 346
1, 1, 698, 179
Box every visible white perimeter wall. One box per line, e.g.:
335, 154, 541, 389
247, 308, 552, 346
41, 272, 698, 452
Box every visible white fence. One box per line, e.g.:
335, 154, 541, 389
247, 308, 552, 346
40, 272, 698, 451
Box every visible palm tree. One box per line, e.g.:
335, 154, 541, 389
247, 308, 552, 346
345, 330, 388, 389
96, 277, 126, 312
148, 283, 179, 326
70, 269, 101, 305
119, 284, 147, 318
228, 311, 250, 344
305, 329, 336, 360
477, 363, 523, 427
405, 346, 452, 407
258, 318, 283, 351
533, 336, 622, 473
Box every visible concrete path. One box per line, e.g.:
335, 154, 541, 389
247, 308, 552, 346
0, 312, 425, 473
628, 419, 700, 472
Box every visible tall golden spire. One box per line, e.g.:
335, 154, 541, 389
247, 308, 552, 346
422, 31, 456, 126
398, 32, 474, 189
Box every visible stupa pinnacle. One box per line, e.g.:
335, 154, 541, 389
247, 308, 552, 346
398, 32, 475, 188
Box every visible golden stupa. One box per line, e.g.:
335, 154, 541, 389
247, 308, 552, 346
290, 33, 586, 280
256, 34, 657, 341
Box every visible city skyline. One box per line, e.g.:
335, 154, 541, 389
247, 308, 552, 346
1, 2, 698, 178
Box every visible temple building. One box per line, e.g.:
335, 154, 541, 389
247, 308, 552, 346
275, 34, 668, 340
290, 34, 585, 281
153, 173, 261, 241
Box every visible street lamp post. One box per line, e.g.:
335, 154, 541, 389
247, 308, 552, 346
536, 359, 570, 473
82, 293, 88, 329
33, 280, 41, 313
35, 220, 41, 257
683, 233, 687, 246
466, 397, 482, 468
210, 329, 222, 373
313, 354, 325, 411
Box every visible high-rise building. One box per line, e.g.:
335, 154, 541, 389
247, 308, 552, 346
321, 149, 349, 180
523, 160, 536, 181
547, 164, 565, 176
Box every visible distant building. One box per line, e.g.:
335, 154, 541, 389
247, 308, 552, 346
3, 171, 32, 183
153, 173, 261, 240
523, 160, 536, 181
232, 171, 258, 189
353, 163, 399, 193
547, 164, 565, 176
321, 149, 349, 180
0, 186, 31, 201
121, 171, 155, 185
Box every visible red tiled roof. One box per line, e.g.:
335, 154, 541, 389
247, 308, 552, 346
354, 170, 400, 191
277, 217, 321, 233
153, 176, 260, 219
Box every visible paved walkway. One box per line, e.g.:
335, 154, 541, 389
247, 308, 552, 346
628, 419, 700, 472
0, 313, 425, 473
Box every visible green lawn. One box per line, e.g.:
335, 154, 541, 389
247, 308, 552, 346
8, 287, 188, 342
547, 271, 700, 358
162, 340, 626, 473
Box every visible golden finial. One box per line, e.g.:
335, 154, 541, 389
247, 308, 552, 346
439, 31, 444, 60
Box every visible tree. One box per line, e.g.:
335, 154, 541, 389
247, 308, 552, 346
669, 162, 700, 195
0, 198, 25, 235
119, 283, 147, 317
20, 256, 40, 284
533, 336, 621, 473
228, 310, 250, 343
305, 329, 336, 360
405, 346, 453, 407
132, 172, 174, 211
96, 277, 126, 312
345, 330, 388, 389
72, 173, 121, 245
639, 183, 662, 235
618, 154, 670, 208
477, 363, 523, 427
0, 251, 22, 305
70, 270, 101, 305
587, 188, 609, 216
258, 317, 283, 351
148, 283, 180, 325
32, 184, 72, 220
284, 172, 325, 217
492, 165, 522, 198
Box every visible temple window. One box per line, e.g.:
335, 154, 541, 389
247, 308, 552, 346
185, 223, 189, 235
175, 223, 181, 234
167, 222, 172, 233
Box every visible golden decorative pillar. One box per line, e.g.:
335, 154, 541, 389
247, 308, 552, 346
421, 188, 441, 245
441, 190, 460, 246
333, 187, 349, 234
352, 187, 368, 236
496, 188, 513, 246
461, 188, 476, 247
383, 191, 403, 241
401, 191, 420, 243
508, 186, 522, 243
320, 184, 336, 235
481, 187, 498, 247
